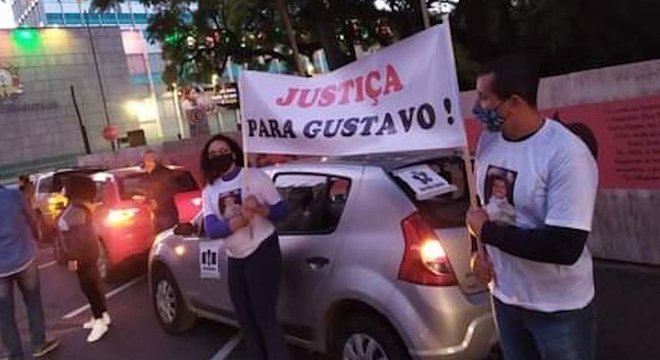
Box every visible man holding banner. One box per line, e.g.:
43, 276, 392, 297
468, 54, 598, 360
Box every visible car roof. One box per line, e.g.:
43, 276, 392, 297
268, 149, 464, 173
38, 167, 107, 179
105, 165, 187, 177
39, 165, 187, 182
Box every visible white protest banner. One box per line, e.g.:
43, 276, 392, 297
239, 22, 466, 156
199, 242, 221, 280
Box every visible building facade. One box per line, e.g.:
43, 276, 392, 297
11, 0, 150, 30
0, 27, 142, 177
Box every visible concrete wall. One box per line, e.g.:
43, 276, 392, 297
0, 27, 141, 178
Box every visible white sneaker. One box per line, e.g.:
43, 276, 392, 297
83, 312, 111, 329
86, 319, 109, 343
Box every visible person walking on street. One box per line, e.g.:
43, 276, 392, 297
17, 175, 36, 209
467, 54, 599, 360
0, 185, 60, 360
142, 150, 180, 233
200, 134, 289, 360
58, 176, 111, 343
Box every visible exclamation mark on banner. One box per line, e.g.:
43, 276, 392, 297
443, 98, 455, 125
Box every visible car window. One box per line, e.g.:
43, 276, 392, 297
274, 173, 351, 235
37, 175, 54, 193
392, 157, 470, 228
119, 174, 149, 200
173, 170, 199, 193
93, 181, 109, 203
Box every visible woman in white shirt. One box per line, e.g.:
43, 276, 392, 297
200, 134, 289, 359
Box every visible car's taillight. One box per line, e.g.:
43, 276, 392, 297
105, 208, 140, 227
191, 197, 202, 207
399, 212, 457, 286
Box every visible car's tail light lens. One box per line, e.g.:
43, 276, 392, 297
191, 197, 202, 207
399, 212, 457, 286
105, 208, 140, 227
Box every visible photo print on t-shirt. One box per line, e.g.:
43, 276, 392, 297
218, 189, 242, 219
484, 165, 518, 226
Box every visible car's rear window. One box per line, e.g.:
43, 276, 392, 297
172, 170, 199, 192
118, 174, 147, 199
47, 169, 105, 193
390, 157, 470, 228
118, 170, 199, 200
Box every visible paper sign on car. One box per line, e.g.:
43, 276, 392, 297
199, 242, 221, 280
393, 164, 458, 201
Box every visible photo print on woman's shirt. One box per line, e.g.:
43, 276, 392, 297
484, 165, 518, 226
219, 189, 242, 219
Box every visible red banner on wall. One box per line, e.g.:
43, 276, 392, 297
466, 94, 660, 189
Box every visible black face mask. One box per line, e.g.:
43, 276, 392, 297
209, 153, 235, 174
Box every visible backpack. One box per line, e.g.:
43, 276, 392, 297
57, 204, 98, 262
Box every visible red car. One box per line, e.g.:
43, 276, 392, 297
55, 165, 201, 279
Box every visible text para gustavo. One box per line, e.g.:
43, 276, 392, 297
246, 102, 443, 139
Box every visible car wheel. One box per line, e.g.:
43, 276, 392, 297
334, 315, 410, 360
151, 266, 196, 334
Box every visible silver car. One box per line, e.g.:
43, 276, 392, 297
148, 150, 497, 359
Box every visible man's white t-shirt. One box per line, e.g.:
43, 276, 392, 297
202, 168, 282, 259
476, 119, 599, 312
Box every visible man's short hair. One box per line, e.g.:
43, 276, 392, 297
479, 54, 540, 107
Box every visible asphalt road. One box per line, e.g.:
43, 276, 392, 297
2, 245, 659, 360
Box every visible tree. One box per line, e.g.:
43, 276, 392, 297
93, 0, 297, 85
94, 0, 660, 89
451, 0, 660, 87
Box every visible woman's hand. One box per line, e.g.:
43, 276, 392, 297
242, 196, 268, 219
229, 215, 250, 232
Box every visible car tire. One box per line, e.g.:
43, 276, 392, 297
333, 315, 410, 360
151, 266, 196, 334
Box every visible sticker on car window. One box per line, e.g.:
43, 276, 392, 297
393, 164, 458, 201
199, 242, 221, 280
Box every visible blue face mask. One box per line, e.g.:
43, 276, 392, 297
472, 103, 504, 132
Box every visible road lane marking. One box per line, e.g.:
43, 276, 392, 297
38, 261, 57, 270
210, 333, 242, 360
62, 276, 145, 320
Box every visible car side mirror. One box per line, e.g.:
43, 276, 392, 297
173, 222, 197, 236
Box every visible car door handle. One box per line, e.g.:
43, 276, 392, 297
306, 257, 330, 270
